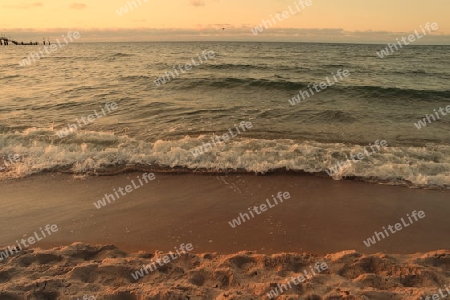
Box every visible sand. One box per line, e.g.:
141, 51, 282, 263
1, 173, 449, 299
1, 242, 449, 299
1, 173, 449, 254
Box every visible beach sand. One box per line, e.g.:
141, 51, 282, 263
1, 173, 449, 299
1, 242, 449, 299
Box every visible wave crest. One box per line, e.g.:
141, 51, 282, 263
0, 129, 449, 189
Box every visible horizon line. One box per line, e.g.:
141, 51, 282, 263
4, 40, 450, 46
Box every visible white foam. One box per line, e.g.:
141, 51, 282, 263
0, 128, 449, 189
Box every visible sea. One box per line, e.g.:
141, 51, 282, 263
0, 42, 449, 188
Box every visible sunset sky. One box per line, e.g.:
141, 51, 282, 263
1, 0, 449, 43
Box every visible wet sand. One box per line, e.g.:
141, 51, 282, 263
1, 172, 449, 255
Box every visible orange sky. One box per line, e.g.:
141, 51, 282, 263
1, 0, 449, 43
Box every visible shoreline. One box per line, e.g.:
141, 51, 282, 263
1, 172, 449, 255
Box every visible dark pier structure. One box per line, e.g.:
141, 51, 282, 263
0, 34, 44, 46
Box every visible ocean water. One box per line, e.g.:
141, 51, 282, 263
0, 42, 449, 188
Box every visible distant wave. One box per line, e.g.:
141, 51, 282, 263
111, 53, 135, 58
205, 63, 268, 70
346, 85, 450, 100
172, 77, 450, 100
120, 75, 152, 81
199, 62, 311, 72
0, 74, 21, 80
0, 128, 449, 189
176, 77, 309, 90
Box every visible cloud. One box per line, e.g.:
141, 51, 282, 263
2, 2, 43, 9
4, 27, 450, 44
189, 0, 205, 7
70, 3, 86, 10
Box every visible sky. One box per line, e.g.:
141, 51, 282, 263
1, 0, 450, 43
